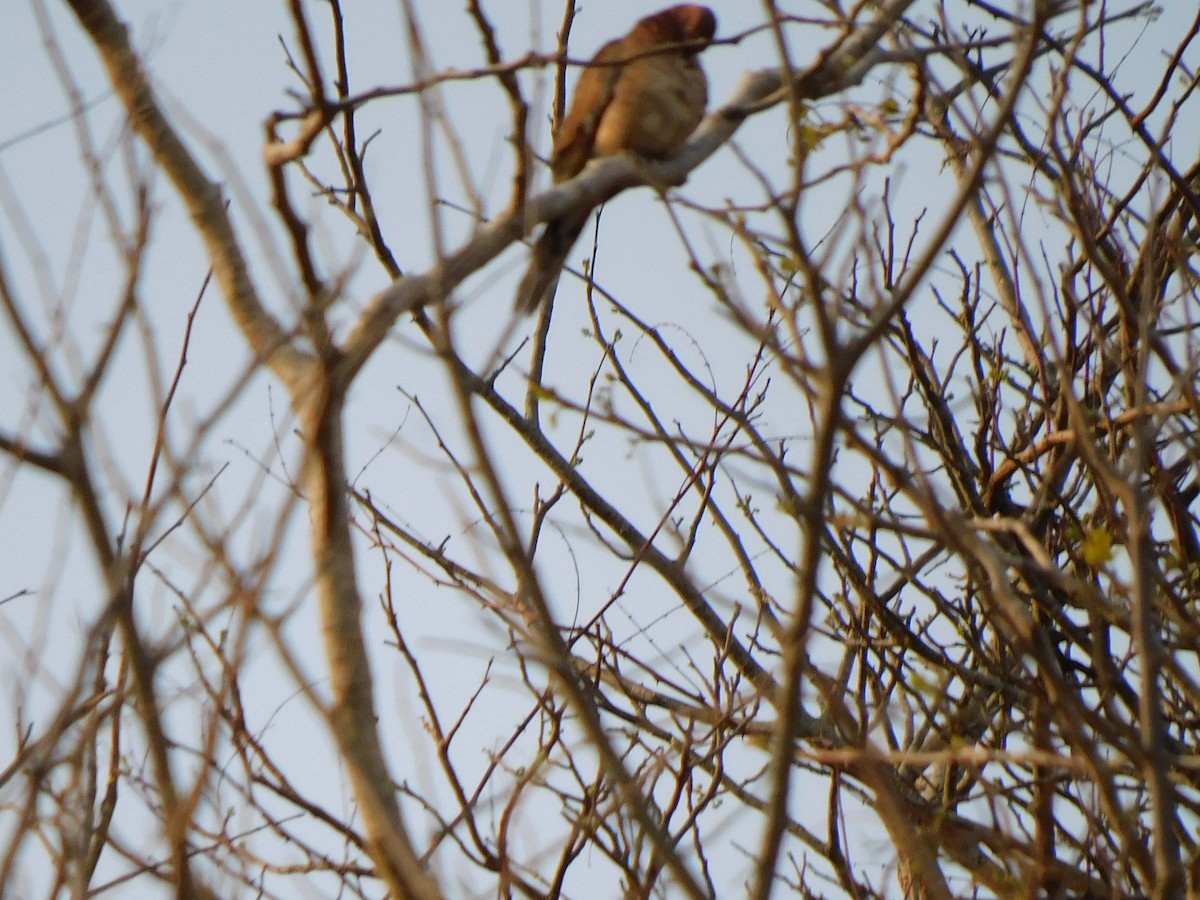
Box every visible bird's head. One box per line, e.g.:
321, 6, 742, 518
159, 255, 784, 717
640, 5, 717, 53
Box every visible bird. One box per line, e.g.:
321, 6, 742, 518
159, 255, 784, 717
514, 4, 717, 314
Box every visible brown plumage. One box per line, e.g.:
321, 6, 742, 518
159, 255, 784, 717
515, 5, 716, 313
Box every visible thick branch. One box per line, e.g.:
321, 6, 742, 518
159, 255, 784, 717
66, 0, 310, 387
341, 0, 915, 377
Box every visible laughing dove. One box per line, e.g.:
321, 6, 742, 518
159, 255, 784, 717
515, 5, 717, 313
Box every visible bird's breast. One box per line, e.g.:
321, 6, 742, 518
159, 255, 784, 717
593, 55, 708, 161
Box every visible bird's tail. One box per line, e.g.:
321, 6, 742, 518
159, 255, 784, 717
514, 212, 588, 314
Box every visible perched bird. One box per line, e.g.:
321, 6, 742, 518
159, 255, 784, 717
515, 4, 717, 313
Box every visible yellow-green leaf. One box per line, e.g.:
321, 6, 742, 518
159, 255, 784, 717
1081, 527, 1114, 568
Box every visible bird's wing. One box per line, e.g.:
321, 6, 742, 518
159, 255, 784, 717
549, 38, 629, 183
